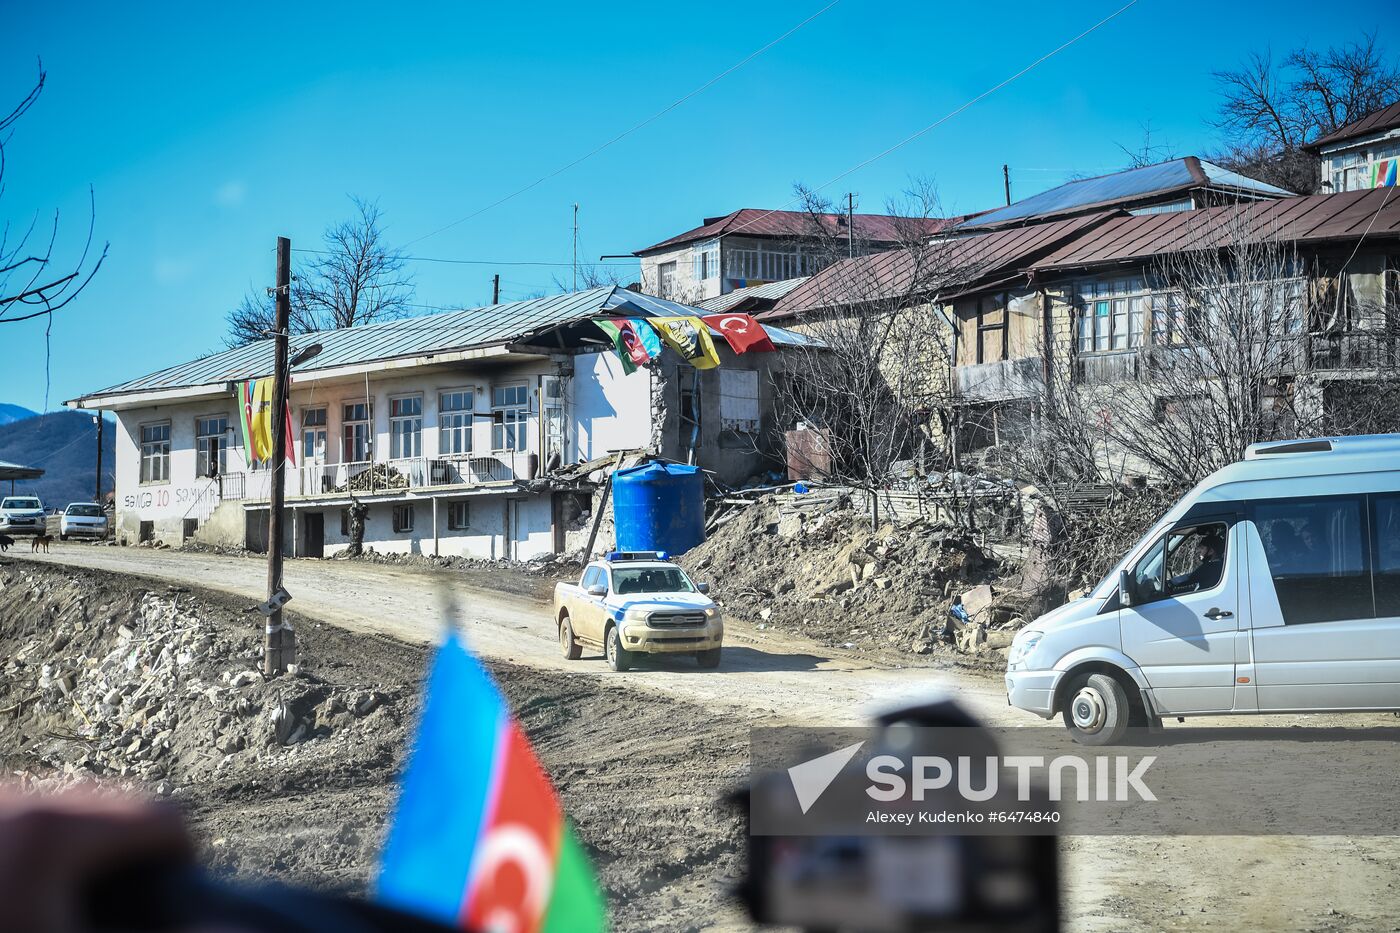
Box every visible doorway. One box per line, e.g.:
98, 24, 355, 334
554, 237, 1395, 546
303, 512, 325, 558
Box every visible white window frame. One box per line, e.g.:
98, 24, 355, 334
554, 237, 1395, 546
195, 414, 229, 478
491, 383, 529, 452
140, 421, 171, 484
389, 394, 423, 460
719, 369, 760, 433
657, 261, 677, 298
447, 500, 470, 530
342, 400, 372, 463
301, 406, 328, 463
393, 503, 415, 533
692, 241, 719, 280
438, 388, 476, 456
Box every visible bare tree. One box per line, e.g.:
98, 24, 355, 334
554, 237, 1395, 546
0, 61, 107, 330
1211, 33, 1400, 193
225, 197, 414, 346
550, 262, 628, 293
1116, 121, 1179, 169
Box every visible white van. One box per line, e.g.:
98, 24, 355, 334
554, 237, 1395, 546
1006, 435, 1400, 745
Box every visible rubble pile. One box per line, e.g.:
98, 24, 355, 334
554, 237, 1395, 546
678, 495, 1031, 659
0, 569, 406, 799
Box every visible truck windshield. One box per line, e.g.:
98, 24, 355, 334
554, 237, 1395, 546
612, 567, 696, 595
2, 499, 40, 510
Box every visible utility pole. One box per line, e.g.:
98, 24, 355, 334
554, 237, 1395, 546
93, 412, 103, 504
572, 203, 580, 292
846, 192, 855, 259
264, 236, 296, 676
492, 273, 500, 305
1003, 164, 1012, 206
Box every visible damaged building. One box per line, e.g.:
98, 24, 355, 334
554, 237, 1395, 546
67, 286, 817, 558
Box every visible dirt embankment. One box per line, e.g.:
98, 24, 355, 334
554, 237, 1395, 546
0, 563, 750, 931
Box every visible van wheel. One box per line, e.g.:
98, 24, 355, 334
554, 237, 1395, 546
696, 647, 722, 669
59, 534, 67, 541
1063, 673, 1130, 746
559, 614, 581, 660
605, 625, 631, 672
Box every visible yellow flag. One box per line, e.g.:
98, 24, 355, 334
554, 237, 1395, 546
650, 317, 721, 370
251, 377, 274, 461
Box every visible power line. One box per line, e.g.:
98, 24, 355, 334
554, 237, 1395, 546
721, 0, 1140, 240
290, 247, 635, 268
402, 0, 841, 248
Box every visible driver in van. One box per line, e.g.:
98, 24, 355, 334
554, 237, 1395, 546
1170, 531, 1225, 593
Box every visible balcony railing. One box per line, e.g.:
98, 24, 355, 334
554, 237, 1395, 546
277, 452, 532, 498
1073, 330, 1400, 385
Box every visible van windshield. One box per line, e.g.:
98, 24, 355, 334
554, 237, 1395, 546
611, 567, 696, 595
67, 504, 104, 517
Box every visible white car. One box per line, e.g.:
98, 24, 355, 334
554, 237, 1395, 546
553, 551, 724, 671
0, 496, 46, 536
59, 502, 109, 540
1007, 434, 1400, 745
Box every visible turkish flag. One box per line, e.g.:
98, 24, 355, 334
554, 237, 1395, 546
701, 313, 777, 354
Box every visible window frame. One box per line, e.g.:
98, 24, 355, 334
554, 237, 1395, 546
491, 383, 529, 452
1128, 520, 1230, 606
438, 388, 476, 456
1250, 493, 1374, 625
392, 503, 415, 534
195, 414, 229, 479
389, 394, 423, 460
447, 500, 470, 530
341, 400, 372, 463
301, 406, 328, 463
139, 420, 172, 485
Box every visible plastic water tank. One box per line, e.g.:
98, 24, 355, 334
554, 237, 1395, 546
611, 461, 705, 556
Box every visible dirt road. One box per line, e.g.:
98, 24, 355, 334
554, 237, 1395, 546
14, 546, 1400, 932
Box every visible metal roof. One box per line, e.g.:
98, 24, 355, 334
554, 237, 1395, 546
634, 208, 953, 255
1030, 187, 1400, 272
1310, 101, 1400, 150
695, 277, 809, 314
0, 460, 44, 482
959, 158, 1291, 231
74, 286, 818, 403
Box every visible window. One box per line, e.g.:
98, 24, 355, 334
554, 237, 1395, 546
1130, 522, 1228, 605
975, 293, 1008, 363
725, 244, 820, 282
491, 384, 528, 451
719, 369, 759, 432
302, 407, 327, 462
140, 422, 171, 483
439, 390, 474, 455
679, 382, 701, 451
1373, 495, 1400, 617
581, 566, 605, 591
447, 501, 470, 530
658, 261, 677, 298
342, 402, 371, 462
390, 396, 422, 459
393, 504, 415, 533
1254, 497, 1370, 625
340, 509, 350, 537
613, 566, 697, 595
196, 416, 228, 478
692, 241, 719, 280
541, 377, 565, 466
1075, 279, 1146, 353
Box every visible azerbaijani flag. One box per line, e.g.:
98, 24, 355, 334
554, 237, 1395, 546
237, 380, 257, 466
378, 636, 607, 933
592, 319, 639, 374
1373, 158, 1398, 188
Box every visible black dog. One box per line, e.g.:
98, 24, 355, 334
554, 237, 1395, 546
0, 534, 13, 552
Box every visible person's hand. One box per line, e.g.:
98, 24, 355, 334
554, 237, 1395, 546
0, 786, 193, 933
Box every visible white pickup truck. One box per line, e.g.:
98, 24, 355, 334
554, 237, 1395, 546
553, 551, 723, 671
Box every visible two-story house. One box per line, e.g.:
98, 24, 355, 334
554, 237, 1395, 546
67, 286, 816, 559
1310, 101, 1400, 193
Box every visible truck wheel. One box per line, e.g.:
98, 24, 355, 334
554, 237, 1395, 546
605, 625, 631, 672
1063, 672, 1130, 746
59, 534, 68, 541
559, 614, 581, 660
696, 648, 722, 669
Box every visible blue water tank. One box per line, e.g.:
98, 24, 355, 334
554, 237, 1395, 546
611, 461, 705, 557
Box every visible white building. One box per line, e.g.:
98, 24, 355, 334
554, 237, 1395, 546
68, 287, 816, 559
1310, 101, 1400, 193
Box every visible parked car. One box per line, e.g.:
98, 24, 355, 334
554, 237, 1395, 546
1007, 434, 1400, 745
553, 550, 723, 671
59, 502, 109, 540
0, 496, 46, 536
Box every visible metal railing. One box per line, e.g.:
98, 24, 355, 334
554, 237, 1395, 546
227, 451, 534, 501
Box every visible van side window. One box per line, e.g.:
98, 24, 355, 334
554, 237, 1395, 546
1130, 522, 1227, 604
581, 567, 601, 590
1372, 495, 1400, 618
1255, 497, 1370, 625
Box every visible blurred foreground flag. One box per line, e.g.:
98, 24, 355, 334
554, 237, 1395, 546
378, 636, 606, 932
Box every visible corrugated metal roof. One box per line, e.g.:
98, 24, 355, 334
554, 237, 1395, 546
77, 286, 819, 401
695, 277, 809, 314
960, 158, 1291, 231
1310, 101, 1400, 150
1030, 187, 1400, 271
764, 212, 1118, 319
0, 460, 44, 481
634, 208, 953, 255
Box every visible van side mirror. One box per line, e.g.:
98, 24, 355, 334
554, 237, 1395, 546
1118, 569, 1133, 607
696, 582, 710, 594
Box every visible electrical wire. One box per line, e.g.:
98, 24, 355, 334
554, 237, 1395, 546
290, 248, 635, 268
402, 0, 841, 247
719, 0, 1140, 241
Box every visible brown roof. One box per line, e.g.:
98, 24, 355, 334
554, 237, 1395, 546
1309, 101, 1400, 150
762, 212, 1119, 319
633, 208, 955, 255
1030, 188, 1400, 272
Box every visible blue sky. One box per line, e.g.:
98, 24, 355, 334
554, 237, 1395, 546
0, 0, 1368, 412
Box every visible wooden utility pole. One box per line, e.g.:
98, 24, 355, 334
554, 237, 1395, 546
492, 273, 500, 305
1003, 164, 1012, 206
94, 412, 103, 503
846, 192, 855, 259
572, 203, 579, 292
264, 236, 296, 676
